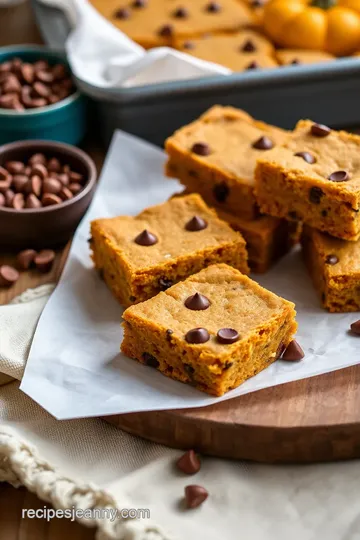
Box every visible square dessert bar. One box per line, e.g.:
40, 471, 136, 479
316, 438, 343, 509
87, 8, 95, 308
255, 120, 360, 241
90, 0, 254, 49
165, 106, 288, 219
122, 264, 297, 396
175, 30, 277, 71
90, 194, 249, 307
302, 226, 360, 313
215, 208, 301, 273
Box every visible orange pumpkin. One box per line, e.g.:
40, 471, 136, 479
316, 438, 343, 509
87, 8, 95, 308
263, 0, 360, 56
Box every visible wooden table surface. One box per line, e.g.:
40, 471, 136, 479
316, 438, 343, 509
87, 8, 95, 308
0, 2, 97, 536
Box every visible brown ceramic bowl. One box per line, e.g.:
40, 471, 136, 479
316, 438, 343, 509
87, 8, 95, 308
0, 140, 97, 250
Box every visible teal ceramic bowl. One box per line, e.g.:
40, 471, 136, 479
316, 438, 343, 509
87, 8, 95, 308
0, 45, 87, 145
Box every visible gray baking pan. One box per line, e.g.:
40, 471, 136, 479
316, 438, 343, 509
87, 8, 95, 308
32, 0, 360, 146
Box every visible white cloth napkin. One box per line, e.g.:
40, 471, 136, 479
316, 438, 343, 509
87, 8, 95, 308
38, 0, 232, 89
2, 286, 360, 540
19, 130, 360, 421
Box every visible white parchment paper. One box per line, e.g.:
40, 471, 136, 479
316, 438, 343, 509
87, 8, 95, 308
21, 130, 360, 420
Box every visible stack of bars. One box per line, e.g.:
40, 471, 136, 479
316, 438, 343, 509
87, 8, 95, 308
165, 106, 360, 313
89, 105, 360, 397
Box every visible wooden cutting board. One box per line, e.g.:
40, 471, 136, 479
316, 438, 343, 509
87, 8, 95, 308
1, 2, 359, 467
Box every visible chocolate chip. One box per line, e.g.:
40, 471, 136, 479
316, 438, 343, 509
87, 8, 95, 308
34, 249, 55, 272
321, 209, 328, 217
158, 24, 173, 37
183, 41, 195, 50
29, 153, 46, 165
4, 189, 14, 206
325, 254, 338, 265
184, 363, 195, 376
26, 194, 42, 209
69, 182, 82, 195
281, 340, 305, 361
47, 157, 61, 172
177, 450, 201, 475
205, 1, 221, 12
185, 328, 210, 344
185, 292, 210, 311
184, 485, 209, 509
223, 362, 233, 370
350, 320, 360, 335
42, 193, 62, 206
309, 186, 324, 204
291, 59, 300, 65
13, 175, 29, 193
241, 39, 256, 52
5, 161, 24, 174
252, 136, 274, 150
185, 216, 208, 231
213, 182, 229, 203
288, 211, 298, 220
328, 170, 349, 182
246, 61, 259, 70
134, 229, 158, 246
0, 265, 20, 288
12, 192, 25, 209
27, 175, 42, 197
31, 163, 48, 179
159, 277, 173, 290
59, 186, 74, 201
191, 142, 211, 156
114, 7, 131, 18
251, 0, 264, 5
133, 0, 147, 6
294, 151, 316, 164
17, 249, 37, 270
43, 177, 61, 195
217, 328, 239, 344
311, 123, 331, 137
166, 329, 174, 340
173, 6, 188, 17
142, 352, 159, 368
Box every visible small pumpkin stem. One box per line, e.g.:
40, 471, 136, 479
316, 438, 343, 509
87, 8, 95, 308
311, 0, 336, 9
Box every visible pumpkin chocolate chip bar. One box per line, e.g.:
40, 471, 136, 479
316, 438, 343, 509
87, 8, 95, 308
255, 120, 360, 241
91, 0, 254, 49
165, 105, 288, 220
215, 207, 300, 273
121, 264, 297, 396
302, 225, 360, 313
90, 194, 249, 307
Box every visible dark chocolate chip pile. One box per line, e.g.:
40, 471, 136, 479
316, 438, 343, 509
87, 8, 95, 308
0, 248, 55, 287
0, 57, 75, 111
0, 153, 85, 210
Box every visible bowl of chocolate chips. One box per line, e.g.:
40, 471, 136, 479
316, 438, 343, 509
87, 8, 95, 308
0, 45, 87, 145
0, 140, 97, 249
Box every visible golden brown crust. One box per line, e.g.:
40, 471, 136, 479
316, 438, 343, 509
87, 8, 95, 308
121, 264, 297, 396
